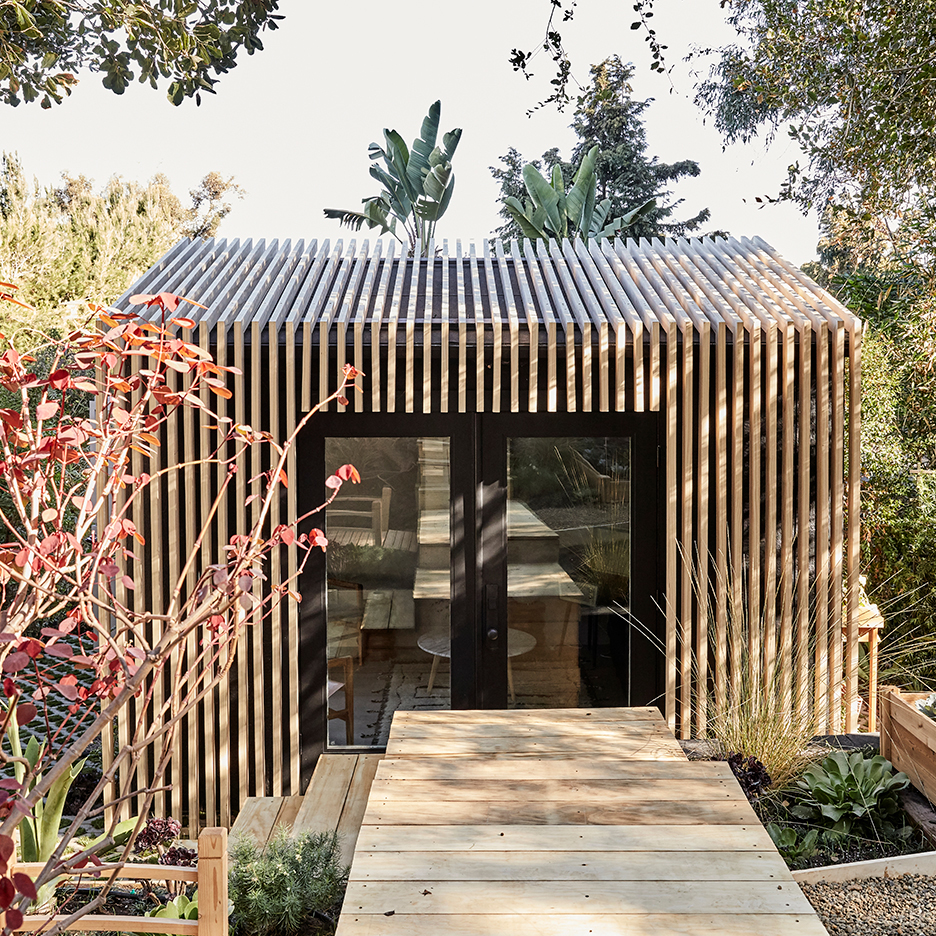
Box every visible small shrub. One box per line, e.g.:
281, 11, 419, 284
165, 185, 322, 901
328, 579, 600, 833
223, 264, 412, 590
228, 827, 347, 936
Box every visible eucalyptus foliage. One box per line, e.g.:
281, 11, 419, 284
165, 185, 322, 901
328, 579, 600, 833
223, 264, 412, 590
0, 1, 282, 107
228, 827, 346, 936
324, 101, 461, 257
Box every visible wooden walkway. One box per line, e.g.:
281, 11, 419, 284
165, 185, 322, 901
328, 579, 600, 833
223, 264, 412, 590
336, 708, 828, 935
229, 753, 383, 866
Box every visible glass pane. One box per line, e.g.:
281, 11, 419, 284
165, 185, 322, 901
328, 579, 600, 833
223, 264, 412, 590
325, 437, 450, 747
506, 437, 631, 708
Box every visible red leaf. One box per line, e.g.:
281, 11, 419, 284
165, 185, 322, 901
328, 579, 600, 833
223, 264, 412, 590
35, 401, 58, 420
120, 575, 135, 591
324, 474, 342, 490
13, 549, 28, 568
278, 469, 288, 488
46, 644, 74, 659
15, 702, 36, 725
2, 652, 28, 673
40, 507, 57, 523
337, 464, 360, 483
280, 527, 295, 546
5, 908, 23, 929
0, 836, 14, 864
58, 681, 79, 701
47, 369, 70, 389
170, 317, 196, 328
12, 872, 36, 901
0, 876, 13, 909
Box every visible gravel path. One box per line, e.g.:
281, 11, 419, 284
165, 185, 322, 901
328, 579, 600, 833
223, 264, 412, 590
801, 874, 936, 935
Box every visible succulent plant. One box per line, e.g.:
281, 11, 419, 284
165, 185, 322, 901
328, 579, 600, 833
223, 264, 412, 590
915, 693, 936, 720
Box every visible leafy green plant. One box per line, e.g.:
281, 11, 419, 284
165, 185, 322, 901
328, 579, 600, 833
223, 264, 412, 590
145, 891, 198, 922
4, 701, 85, 865
765, 823, 819, 869
324, 101, 462, 256
228, 827, 346, 936
503, 144, 654, 242
790, 751, 909, 838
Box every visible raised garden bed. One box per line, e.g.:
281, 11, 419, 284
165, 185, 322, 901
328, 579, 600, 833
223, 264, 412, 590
880, 686, 936, 804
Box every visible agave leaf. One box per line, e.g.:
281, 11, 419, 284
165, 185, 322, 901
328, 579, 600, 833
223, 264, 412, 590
38, 758, 86, 863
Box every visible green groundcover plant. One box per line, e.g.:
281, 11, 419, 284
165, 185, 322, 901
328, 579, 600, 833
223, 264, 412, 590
228, 827, 347, 936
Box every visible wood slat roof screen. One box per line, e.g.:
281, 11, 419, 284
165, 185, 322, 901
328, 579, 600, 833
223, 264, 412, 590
118, 235, 854, 337
116, 235, 855, 415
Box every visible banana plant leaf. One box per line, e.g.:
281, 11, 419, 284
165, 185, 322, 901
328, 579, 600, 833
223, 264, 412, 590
503, 197, 547, 240
522, 163, 563, 237
406, 100, 441, 199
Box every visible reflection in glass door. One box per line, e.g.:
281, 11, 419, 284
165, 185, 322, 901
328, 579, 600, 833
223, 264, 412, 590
506, 438, 631, 708
324, 437, 450, 747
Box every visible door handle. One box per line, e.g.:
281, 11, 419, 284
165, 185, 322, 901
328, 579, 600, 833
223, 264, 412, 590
484, 585, 499, 645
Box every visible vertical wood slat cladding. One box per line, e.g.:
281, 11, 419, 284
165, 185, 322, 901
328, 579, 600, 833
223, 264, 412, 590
116, 237, 858, 831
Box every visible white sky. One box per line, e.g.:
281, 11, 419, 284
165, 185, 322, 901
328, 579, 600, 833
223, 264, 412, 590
2, 0, 820, 264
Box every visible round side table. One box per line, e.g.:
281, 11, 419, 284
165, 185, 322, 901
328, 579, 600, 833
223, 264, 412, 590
418, 628, 537, 703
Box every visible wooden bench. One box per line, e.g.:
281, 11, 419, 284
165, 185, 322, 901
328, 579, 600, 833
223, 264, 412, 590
359, 589, 415, 662
328, 487, 392, 547
229, 754, 383, 867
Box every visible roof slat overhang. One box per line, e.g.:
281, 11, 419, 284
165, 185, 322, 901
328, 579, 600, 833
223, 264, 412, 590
116, 235, 857, 415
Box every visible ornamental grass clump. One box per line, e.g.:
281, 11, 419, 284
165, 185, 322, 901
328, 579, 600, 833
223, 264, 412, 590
228, 827, 347, 936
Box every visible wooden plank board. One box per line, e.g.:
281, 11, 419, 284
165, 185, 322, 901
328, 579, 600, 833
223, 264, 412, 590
355, 823, 776, 852
387, 719, 667, 739
384, 737, 687, 757
374, 756, 730, 782
335, 913, 828, 936
366, 778, 744, 802
293, 753, 358, 834
361, 799, 758, 826
335, 708, 824, 936
389, 707, 665, 723
342, 880, 813, 915
229, 797, 284, 848
348, 849, 793, 882
337, 754, 385, 866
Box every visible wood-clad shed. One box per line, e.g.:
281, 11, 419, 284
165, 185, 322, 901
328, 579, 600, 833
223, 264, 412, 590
115, 234, 861, 833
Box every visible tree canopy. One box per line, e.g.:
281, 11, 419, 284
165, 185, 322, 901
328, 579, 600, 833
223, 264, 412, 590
519, 1, 936, 227
693, 0, 936, 221
0, 0, 282, 107
0, 154, 241, 341
492, 57, 710, 241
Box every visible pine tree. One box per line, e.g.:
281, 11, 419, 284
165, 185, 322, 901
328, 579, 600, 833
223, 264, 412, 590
492, 56, 710, 241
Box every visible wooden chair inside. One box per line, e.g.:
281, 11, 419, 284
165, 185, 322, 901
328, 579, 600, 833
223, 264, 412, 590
327, 655, 355, 745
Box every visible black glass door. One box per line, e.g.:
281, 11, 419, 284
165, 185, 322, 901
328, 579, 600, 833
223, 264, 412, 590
478, 414, 661, 710
301, 412, 660, 761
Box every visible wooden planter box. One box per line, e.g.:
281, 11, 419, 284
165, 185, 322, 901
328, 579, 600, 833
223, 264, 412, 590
880, 687, 936, 804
